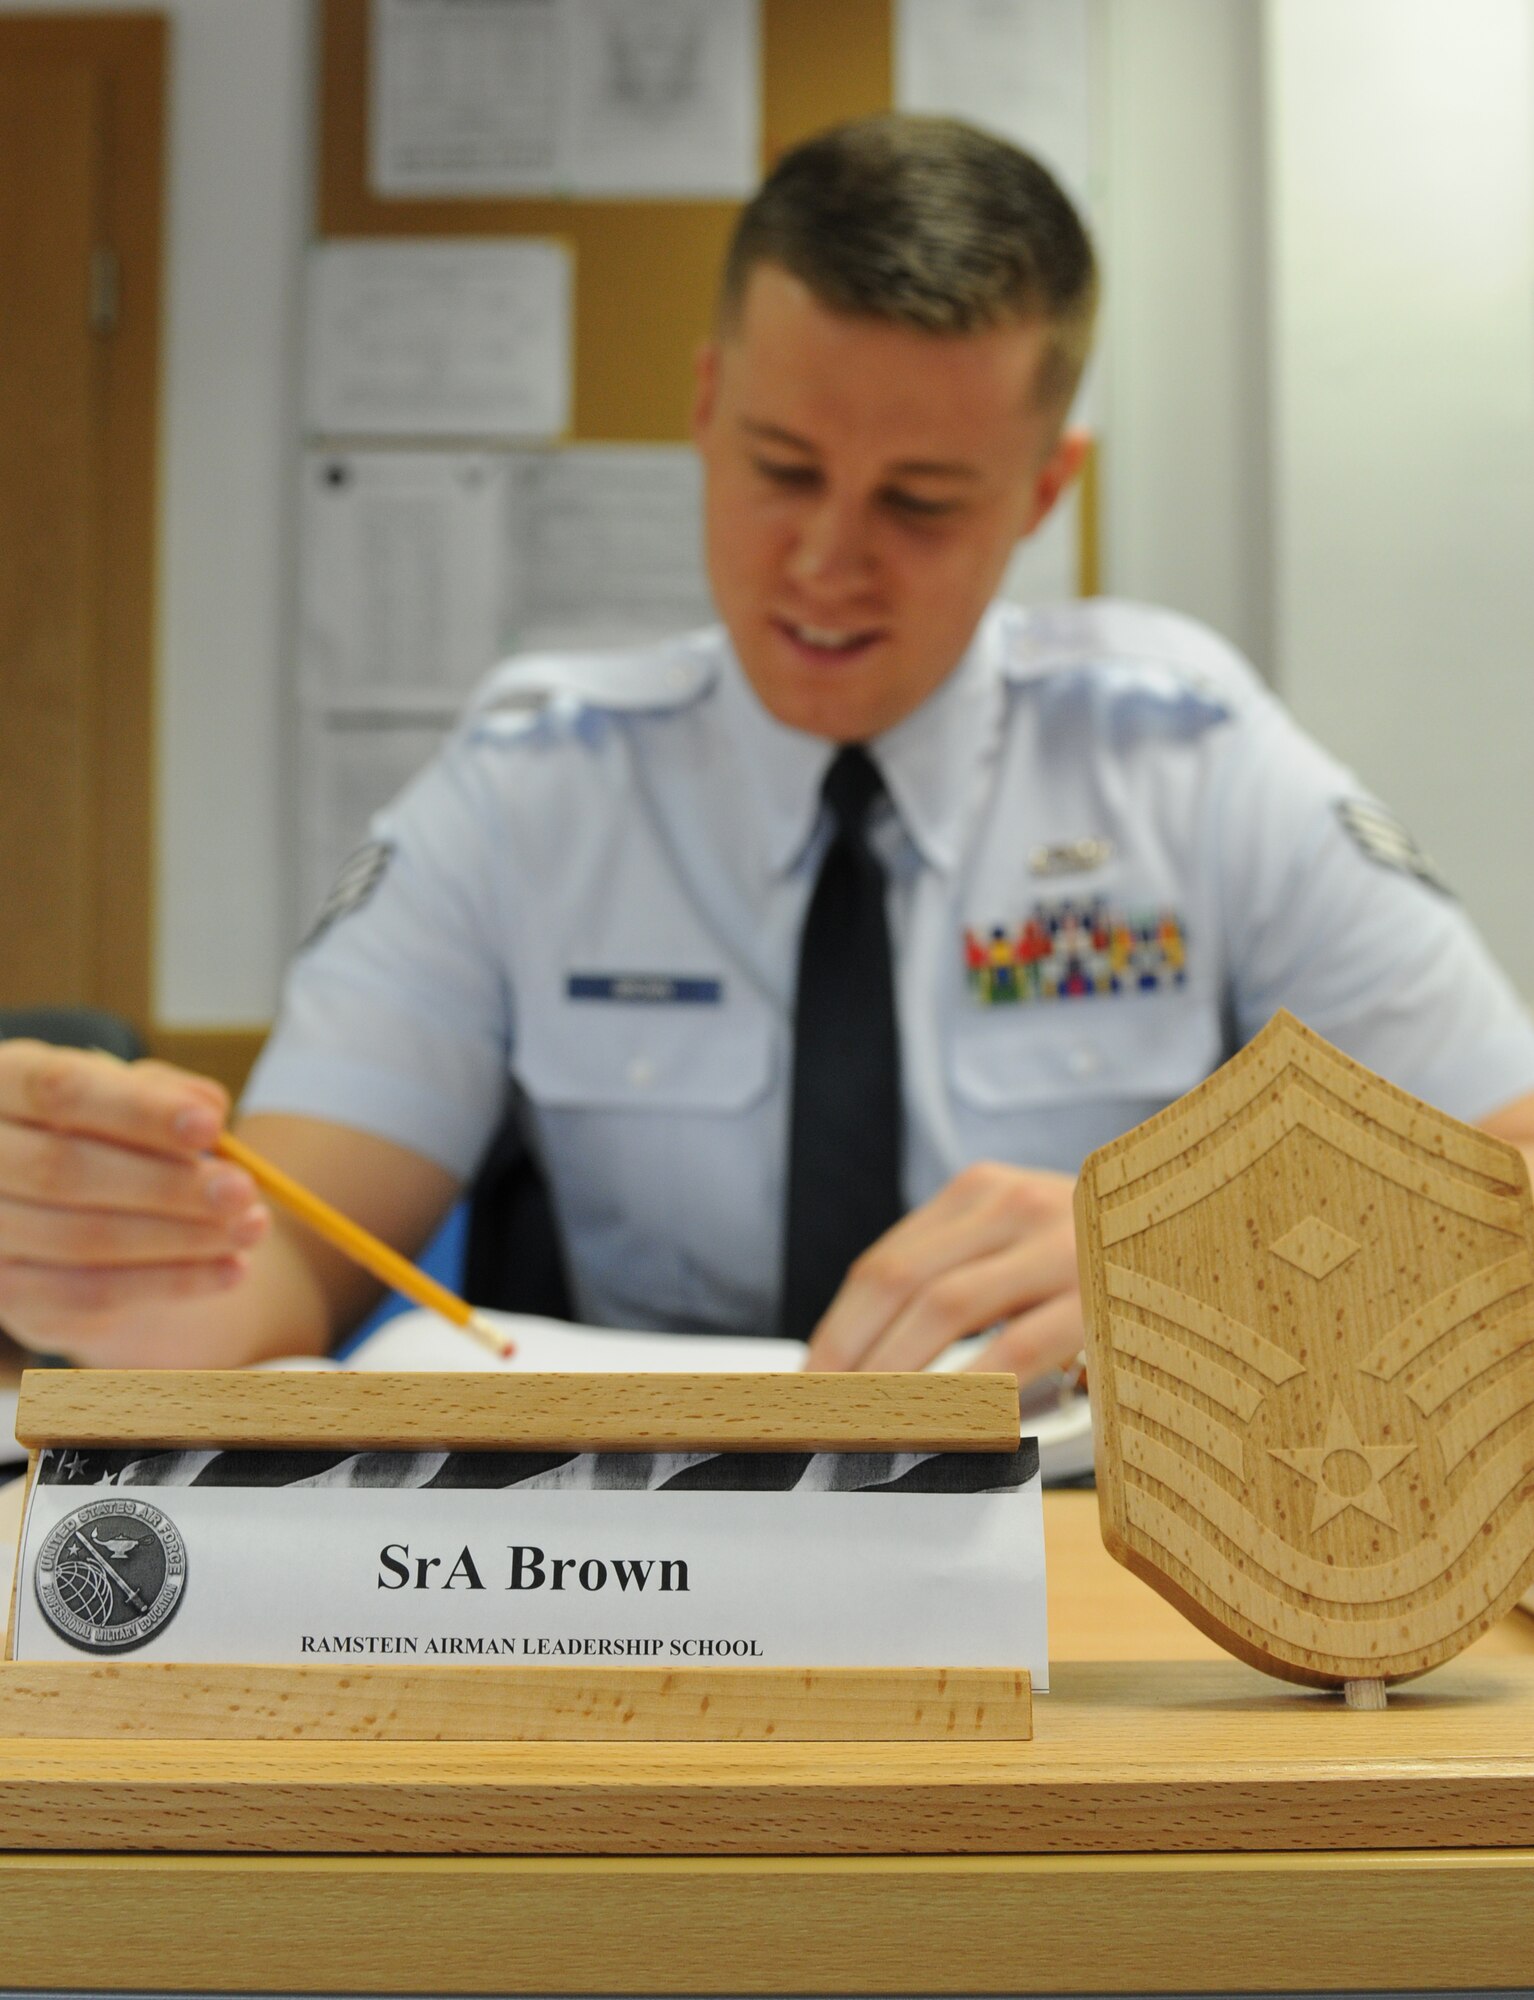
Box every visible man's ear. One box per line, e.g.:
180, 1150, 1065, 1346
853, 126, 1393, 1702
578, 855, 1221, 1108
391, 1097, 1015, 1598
1021, 426, 1091, 538
691, 340, 721, 444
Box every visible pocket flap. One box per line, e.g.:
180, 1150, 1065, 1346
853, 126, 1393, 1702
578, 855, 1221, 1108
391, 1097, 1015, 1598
516, 980, 776, 1112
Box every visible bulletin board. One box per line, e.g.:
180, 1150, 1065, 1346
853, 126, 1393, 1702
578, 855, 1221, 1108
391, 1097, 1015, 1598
317, 0, 893, 444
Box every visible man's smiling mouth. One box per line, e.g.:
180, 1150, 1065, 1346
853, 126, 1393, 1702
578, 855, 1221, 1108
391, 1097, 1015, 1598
775, 617, 885, 659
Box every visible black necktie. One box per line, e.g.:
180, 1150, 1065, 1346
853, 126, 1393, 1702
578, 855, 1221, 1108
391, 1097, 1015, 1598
779, 746, 904, 1341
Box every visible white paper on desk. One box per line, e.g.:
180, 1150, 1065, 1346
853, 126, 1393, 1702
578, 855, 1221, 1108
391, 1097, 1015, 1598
362, 1308, 805, 1373
371, 0, 759, 198
349, 1310, 1096, 1484
300, 451, 515, 702
895, 0, 1093, 211
513, 444, 713, 649
306, 239, 571, 440
13, 1438, 1047, 1680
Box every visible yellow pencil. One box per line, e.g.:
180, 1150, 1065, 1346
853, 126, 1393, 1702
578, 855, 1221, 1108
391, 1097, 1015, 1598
215, 1131, 514, 1361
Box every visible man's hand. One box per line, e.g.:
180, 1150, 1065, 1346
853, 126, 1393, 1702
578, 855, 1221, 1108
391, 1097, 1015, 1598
0, 1041, 267, 1362
1479, 1091, 1534, 1182
802, 1162, 1084, 1386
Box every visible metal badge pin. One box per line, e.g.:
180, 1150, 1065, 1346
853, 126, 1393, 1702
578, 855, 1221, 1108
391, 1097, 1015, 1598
1029, 837, 1114, 878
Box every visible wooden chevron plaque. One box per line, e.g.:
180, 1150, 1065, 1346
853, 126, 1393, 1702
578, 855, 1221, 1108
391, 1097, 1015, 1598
1075, 1010, 1534, 1689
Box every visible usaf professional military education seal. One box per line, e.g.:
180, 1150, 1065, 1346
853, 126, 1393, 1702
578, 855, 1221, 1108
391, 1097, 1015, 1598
33, 1498, 187, 1653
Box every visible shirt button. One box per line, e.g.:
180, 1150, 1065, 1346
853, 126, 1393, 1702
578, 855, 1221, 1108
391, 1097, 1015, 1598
1068, 1045, 1101, 1078
628, 1055, 655, 1088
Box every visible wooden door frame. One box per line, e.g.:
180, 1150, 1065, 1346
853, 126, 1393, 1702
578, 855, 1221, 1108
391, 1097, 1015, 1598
0, 11, 165, 1030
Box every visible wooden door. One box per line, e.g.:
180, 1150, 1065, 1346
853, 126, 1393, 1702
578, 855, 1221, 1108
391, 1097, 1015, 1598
0, 58, 101, 1005
0, 17, 164, 1023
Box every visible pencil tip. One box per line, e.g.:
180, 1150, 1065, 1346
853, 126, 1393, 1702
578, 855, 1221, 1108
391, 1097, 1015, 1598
468, 1310, 515, 1361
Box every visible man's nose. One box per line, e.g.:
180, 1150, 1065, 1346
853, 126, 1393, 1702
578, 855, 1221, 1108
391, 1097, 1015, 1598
786, 495, 873, 590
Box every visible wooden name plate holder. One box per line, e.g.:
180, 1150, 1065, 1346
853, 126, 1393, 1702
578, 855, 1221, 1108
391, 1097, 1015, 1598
1076, 1010, 1534, 1703
1, 1369, 1032, 1743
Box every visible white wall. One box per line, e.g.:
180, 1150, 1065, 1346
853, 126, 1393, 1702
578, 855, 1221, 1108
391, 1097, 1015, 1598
1097, 0, 1272, 670
1264, 0, 1534, 994
154, 1, 311, 1023
10, 0, 311, 1026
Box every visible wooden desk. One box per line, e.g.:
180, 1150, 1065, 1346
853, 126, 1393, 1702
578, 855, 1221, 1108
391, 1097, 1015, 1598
3, 1483, 1533, 1994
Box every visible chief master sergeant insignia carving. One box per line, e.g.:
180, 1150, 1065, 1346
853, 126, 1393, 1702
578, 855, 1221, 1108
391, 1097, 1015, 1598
1074, 1010, 1534, 1688
33, 1498, 188, 1654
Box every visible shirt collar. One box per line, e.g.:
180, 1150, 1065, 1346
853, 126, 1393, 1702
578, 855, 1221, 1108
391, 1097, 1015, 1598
714, 607, 1014, 878
710, 640, 835, 878
872, 605, 1012, 873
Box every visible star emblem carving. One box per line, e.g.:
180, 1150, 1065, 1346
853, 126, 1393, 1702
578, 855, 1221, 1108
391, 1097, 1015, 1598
1269, 1400, 1415, 1533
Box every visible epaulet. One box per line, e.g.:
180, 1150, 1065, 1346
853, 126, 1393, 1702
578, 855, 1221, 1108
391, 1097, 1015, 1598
466, 632, 721, 742
996, 598, 1255, 731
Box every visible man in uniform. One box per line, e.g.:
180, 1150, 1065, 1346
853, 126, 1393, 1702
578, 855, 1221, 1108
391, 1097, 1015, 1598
3, 115, 1533, 1382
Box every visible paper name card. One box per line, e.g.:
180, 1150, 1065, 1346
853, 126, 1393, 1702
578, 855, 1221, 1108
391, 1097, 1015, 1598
13, 1442, 1047, 1685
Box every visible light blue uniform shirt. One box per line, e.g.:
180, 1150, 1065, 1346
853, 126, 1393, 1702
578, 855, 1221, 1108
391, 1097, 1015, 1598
244, 599, 1534, 1335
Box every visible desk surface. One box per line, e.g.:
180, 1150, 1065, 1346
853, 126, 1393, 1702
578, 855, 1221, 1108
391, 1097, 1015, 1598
5, 1480, 1534, 1862
4, 1433, 1534, 1994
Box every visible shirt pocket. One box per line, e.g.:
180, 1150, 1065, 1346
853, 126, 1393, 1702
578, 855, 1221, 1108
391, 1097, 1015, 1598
516, 988, 774, 1110
948, 993, 1224, 1175
513, 988, 781, 1330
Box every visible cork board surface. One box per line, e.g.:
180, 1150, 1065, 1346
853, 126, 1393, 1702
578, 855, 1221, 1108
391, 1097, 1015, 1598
317, 0, 892, 442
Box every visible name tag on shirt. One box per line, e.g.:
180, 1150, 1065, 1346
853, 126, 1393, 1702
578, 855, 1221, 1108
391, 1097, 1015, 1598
567, 973, 723, 1005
